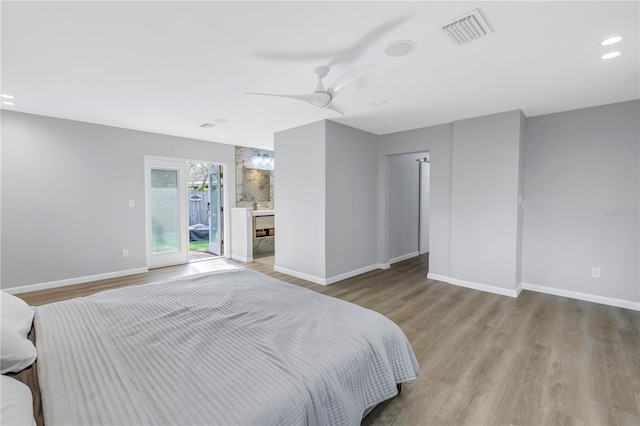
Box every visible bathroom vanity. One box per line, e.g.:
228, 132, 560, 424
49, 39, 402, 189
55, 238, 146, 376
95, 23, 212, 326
230, 208, 275, 262
252, 210, 275, 254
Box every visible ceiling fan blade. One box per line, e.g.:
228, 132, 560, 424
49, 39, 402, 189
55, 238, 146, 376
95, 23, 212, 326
324, 102, 345, 115
245, 92, 318, 103
247, 91, 333, 109
327, 64, 376, 97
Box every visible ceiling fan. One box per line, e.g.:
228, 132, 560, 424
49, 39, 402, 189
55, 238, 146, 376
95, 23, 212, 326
246, 64, 375, 115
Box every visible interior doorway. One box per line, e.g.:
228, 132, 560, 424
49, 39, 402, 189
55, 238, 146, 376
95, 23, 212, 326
417, 154, 430, 255
386, 151, 430, 266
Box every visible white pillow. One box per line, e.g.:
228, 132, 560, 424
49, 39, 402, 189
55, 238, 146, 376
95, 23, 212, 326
1, 375, 36, 426
0, 291, 37, 374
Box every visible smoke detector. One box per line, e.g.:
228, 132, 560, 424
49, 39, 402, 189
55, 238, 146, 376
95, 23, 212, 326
440, 9, 494, 45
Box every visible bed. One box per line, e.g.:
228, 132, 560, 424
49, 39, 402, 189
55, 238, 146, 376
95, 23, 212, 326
23, 268, 419, 425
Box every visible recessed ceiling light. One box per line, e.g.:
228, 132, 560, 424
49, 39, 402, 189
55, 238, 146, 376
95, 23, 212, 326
1, 94, 15, 99
385, 40, 417, 57
602, 51, 621, 60
384, 120, 397, 126
601, 36, 622, 46
2, 101, 15, 106
199, 122, 217, 128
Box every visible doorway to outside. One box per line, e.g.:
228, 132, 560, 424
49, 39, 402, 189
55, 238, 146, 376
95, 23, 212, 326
188, 163, 223, 262
145, 158, 224, 269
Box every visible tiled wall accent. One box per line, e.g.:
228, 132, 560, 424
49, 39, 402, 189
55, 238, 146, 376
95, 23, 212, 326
235, 146, 275, 209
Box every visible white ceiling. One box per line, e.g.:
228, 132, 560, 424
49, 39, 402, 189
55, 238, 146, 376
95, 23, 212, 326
1, 1, 638, 149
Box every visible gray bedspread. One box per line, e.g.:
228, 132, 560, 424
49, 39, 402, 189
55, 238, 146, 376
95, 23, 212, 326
35, 269, 419, 425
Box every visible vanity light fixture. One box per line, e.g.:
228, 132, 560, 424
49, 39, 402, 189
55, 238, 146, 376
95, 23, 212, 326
251, 153, 274, 168
1, 94, 15, 106
601, 36, 622, 46
601, 51, 621, 60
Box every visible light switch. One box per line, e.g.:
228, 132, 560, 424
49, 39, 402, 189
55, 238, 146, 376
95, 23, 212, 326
128, 200, 135, 208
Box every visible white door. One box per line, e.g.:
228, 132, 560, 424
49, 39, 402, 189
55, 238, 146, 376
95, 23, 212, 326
145, 159, 189, 268
208, 165, 223, 255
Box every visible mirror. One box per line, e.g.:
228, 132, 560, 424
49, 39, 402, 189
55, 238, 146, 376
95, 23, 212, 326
242, 168, 270, 201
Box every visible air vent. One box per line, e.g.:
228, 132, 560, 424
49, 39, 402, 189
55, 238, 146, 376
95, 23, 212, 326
440, 9, 493, 45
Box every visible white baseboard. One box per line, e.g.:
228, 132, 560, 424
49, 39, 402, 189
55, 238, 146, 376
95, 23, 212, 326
273, 266, 326, 285
325, 264, 381, 285
522, 282, 640, 311
377, 263, 391, 270
425, 273, 518, 298
389, 252, 419, 265
448, 277, 519, 298
515, 281, 523, 296
231, 255, 253, 263
3, 267, 149, 295
426, 273, 449, 282
274, 263, 387, 286
425, 274, 639, 310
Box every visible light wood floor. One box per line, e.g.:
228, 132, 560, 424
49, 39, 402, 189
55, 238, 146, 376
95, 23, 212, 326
17, 255, 640, 425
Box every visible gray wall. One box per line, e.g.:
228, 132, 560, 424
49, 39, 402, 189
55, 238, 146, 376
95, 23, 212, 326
325, 121, 378, 278
376, 101, 638, 306
516, 112, 526, 285
273, 120, 326, 279
450, 111, 524, 291
274, 120, 379, 282
4, 100, 637, 307
522, 100, 639, 303
1, 111, 235, 289
378, 124, 452, 276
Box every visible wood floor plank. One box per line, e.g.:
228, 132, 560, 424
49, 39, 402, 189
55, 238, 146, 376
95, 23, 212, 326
13, 254, 640, 425
490, 343, 552, 425
589, 335, 640, 417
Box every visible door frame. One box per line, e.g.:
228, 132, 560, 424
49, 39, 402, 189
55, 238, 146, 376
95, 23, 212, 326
144, 155, 230, 268
208, 165, 223, 255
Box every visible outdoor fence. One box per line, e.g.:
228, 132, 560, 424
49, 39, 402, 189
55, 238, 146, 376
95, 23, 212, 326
188, 191, 209, 226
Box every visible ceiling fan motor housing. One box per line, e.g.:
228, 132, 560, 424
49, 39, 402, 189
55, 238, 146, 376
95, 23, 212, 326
312, 66, 330, 79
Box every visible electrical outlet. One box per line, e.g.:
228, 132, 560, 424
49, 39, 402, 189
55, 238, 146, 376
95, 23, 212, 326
122, 249, 129, 258
591, 267, 600, 278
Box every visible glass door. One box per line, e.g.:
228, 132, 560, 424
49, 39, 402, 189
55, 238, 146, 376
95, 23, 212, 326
145, 159, 189, 268
208, 165, 223, 255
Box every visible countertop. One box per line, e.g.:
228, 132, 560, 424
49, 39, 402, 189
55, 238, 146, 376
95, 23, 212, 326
252, 210, 275, 216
